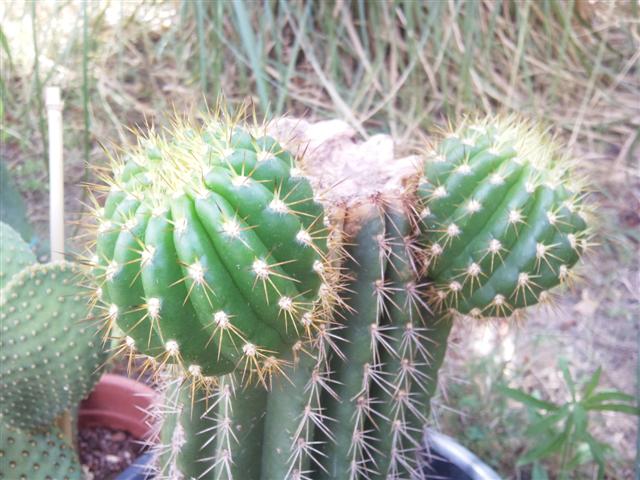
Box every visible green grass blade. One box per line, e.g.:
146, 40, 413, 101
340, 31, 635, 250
232, 0, 269, 112
194, 0, 208, 96
498, 385, 560, 411
31, 0, 48, 172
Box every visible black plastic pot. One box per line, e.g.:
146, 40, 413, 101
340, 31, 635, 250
115, 452, 154, 480
110, 427, 502, 479
424, 429, 501, 480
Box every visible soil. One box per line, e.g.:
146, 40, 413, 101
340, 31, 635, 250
79, 425, 146, 480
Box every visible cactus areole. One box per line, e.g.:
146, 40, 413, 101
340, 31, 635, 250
94, 120, 330, 378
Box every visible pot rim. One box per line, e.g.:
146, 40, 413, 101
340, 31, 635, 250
78, 373, 156, 440
424, 428, 501, 480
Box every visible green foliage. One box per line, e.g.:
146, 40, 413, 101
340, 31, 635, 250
499, 360, 640, 479
0, 163, 34, 245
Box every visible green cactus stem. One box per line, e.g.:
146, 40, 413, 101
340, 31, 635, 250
373, 208, 431, 479
155, 377, 219, 479
418, 118, 591, 318
0, 261, 106, 431
259, 350, 324, 480
318, 202, 389, 480
412, 315, 453, 423
93, 116, 333, 379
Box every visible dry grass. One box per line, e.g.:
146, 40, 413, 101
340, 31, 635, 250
1, 0, 638, 477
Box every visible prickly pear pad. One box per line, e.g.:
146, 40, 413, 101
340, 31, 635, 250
418, 118, 591, 318
0, 262, 105, 430
93, 115, 332, 380
0, 424, 82, 480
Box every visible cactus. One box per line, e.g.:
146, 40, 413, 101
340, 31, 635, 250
0, 261, 104, 431
317, 200, 431, 479
0, 424, 82, 480
0, 222, 107, 480
93, 114, 590, 480
92, 116, 333, 380
417, 118, 590, 318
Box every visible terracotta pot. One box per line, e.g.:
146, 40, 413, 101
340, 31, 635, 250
79, 373, 155, 438
79, 373, 157, 479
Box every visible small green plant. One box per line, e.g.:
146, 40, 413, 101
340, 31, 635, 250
499, 359, 640, 479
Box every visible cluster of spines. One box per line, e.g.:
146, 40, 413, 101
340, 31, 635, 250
87, 109, 345, 383
417, 116, 593, 319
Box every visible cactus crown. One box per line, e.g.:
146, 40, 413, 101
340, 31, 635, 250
418, 117, 592, 318
93, 112, 339, 383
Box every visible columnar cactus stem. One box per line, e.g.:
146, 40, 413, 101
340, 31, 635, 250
156, 374, 269, 480
318, 201, 389, 480
261, 352, 320, 480
374, 209, 429, 479
214, 376, 268, 479
413, 315, 453, 422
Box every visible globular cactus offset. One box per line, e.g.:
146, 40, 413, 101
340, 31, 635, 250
93, 113, 590, 480
0, 222, 107, 480
417, 118, 590, 318
92, 114, 335, 381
